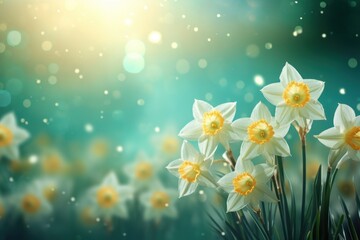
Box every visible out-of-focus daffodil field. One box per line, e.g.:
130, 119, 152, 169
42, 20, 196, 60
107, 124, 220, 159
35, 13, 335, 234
0, 0, 360, 239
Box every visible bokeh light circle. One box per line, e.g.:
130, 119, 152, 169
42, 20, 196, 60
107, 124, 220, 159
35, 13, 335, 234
123, 53, 145, 74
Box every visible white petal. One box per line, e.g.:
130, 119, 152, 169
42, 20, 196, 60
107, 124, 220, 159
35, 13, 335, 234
193, 99, 213, 121
328, 147, 347, 167
303, 79, 325, 100
181, 140, 200, 162
227, 192, 249, 212
275, 104, 296, 125
103, 172, 119, 186
315, 127, 344, 149
232, 118, 252, 140
270, 138, 291, 157
260, 82, 284, 106
252, 164, 274, 183
215, 102, 236, 122
279, 62, 303, 87
166, 159, 182, 177
179, 120, 202, 140
218, 131, 230, 150
12, 128, 30, 145
223, 124, 242, 142
0, 112, 17, 128
251, 102, 272, 122
300, 100, 326, 120
198, 171, 218, 188
2, 145, 19, 159
178, 179, 198, 197
217, 172, 237, 193
239, 141, 260, 160
334, 104, 355, 131
254, 184, 278, 203
273, 122, 290, 138
198, 135, 218, 157
235, 158, 254, 173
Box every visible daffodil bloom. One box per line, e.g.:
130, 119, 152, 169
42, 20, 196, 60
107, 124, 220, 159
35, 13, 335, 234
261, 62, 326, 127
124, 152, 158, 191
33, 177, 62, 203
139, 185, 178, 222
14, 184, 52, 222
0, 112, 30, 160
179, 99, 239, 156
232, 102, 291, 160
88, 172, 133, 221
166, 140, 218, 197
217, 160, 277, 212
315, 104, 360, 167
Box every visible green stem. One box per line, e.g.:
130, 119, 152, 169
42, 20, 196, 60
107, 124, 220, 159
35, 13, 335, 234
300, 132, 307, 236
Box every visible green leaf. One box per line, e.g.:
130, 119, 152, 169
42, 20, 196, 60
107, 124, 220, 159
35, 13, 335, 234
339, 197, 359, 240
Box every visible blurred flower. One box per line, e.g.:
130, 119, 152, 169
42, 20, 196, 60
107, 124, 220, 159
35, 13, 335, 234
139, 184, 178, 222
87, 172, 133, 221
217, 160, 276, 212
14, 183, 52, 222
315, 104, 360, 168
166, 141, 218, 197
261, 62, 325, 127
232, 102, 290, 160
179, 99, 239, 156
306, 161, 321, 179
89, 138, 110, 161
40, 150, 67, 174
76, 195, 97, 226
124, 152, 159, 191
33, 177, 62, 203
337, 180, 355, 197
0, 112, 30, 160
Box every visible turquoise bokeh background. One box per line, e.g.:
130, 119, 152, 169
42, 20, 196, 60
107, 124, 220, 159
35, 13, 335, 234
0, 0, 359, 239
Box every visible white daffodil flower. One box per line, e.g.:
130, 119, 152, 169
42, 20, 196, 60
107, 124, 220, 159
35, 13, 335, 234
0, 112, 30, 160
166, 140, 218, 198
315, 104, 360, 168
139, 184, 178, 222
179, 99, 239, 156
261, 62, 326, 127
123, 152, 158, 191
14, 183, 52, 223
217, 160, 277, 212
88, 172, 133, 221
232, 102, 291, 160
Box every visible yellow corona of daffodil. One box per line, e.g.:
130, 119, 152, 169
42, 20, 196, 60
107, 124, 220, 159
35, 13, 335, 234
179, 99, 240, 156
232, 102, 291, 160
87, 172, 133, 221
217, 160, 277, 212
0, 112, 30, 160
166, 140, 218, 197
139, 184, 178, 222
315, 104, 360, 168
261, 63, 326, 127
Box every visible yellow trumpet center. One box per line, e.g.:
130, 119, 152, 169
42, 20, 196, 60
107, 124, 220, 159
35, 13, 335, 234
43, 186, 57, 202
247, 119, 274, 144
202, 110, 224, 136
178, 161, 201, 183
96, 186, 119, 208
80, 207, 96, 225
283, 81, 310, 108
22, 194, 41, 214
345, 126, 360, 150
42, 154, 63, 173
233, 172, 256, 196
0, 125, 13, 147
135, 161, 153, 180
150, 191, 170, 209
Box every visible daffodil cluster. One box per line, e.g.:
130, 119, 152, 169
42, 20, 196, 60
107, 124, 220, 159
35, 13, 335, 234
167, 62, 331, 213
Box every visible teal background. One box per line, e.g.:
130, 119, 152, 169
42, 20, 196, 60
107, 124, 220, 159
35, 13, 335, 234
0, 0, 360, 239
